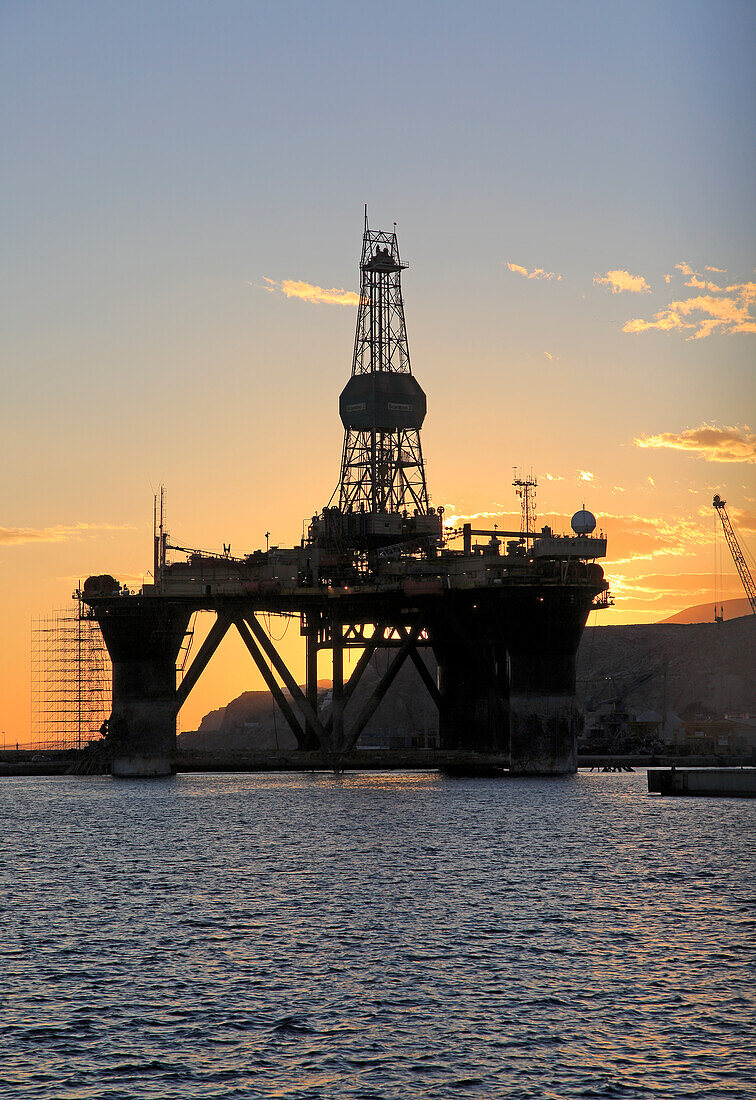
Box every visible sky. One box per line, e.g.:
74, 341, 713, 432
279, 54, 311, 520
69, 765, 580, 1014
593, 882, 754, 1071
1, 1, 754, 744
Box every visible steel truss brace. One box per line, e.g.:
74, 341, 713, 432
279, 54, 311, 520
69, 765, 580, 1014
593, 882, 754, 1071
341, 618, 425, 754
240, 614, 332, 752
174, 613, 232, 714
320, 622, 387, 733
233, 618, 311, 750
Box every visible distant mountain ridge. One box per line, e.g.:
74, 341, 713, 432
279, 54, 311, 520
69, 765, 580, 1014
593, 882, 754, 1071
659, 598, 751, 624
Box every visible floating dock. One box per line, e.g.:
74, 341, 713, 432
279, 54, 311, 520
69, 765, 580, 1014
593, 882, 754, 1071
648, 768, 756, 798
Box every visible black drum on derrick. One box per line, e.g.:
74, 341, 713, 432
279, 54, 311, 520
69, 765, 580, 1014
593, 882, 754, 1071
339, 373, 426, 431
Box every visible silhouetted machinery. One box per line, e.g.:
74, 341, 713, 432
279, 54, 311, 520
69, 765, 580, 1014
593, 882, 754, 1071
713, 494, 756, 616
80, 213, 611, 777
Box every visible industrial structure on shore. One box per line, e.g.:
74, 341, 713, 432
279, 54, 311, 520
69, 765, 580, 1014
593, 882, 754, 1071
80, 213, 610, 777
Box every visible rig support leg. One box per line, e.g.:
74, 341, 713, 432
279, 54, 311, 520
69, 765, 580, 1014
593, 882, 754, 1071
96, 601, 191, 777
433, 606, 508, 753
508, 649, 579, 775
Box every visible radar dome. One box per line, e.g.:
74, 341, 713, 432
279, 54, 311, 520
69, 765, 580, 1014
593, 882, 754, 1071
571, 509, 596, 535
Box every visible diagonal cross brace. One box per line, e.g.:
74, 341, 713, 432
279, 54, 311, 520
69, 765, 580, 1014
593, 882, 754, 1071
407, 642, 442, 710
243, 613, 332, 751
321, 623, 387, 733
342, 620, 424, 753
234, 618, 308, 749
174, 614, 232, 713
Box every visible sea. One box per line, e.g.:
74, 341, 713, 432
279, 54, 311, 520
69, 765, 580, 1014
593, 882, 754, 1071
1, 770, 753, 1099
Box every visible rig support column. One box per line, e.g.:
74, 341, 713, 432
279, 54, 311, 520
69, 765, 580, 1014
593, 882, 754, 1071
507, 598, 587, 775
433, 606, 508, 753
95, 600, 191, 777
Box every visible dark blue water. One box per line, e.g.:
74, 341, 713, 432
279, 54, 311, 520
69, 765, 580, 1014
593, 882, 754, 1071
0, 771, 753, 1099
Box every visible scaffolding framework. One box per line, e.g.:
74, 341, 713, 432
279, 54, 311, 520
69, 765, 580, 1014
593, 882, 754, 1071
31, 603, 111, 750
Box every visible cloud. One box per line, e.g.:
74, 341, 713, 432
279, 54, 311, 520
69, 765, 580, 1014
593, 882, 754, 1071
578, 470, 595, 482
544, 351, 553, 360
685, 274, 723, 292
647, 476, 655, 487
729, 506, 756, 532
0, 523, 133, 547
601, 511, 711, 566
609, 570, 743, 605
634, 423, 756, 464
594, 269, 651, 294
706, 266, 726, 273
260, 277, 360, 306
623, 284, 756, 339
664, 274, 672, 284
506, 262, 562, 281
675, 262, 696, 277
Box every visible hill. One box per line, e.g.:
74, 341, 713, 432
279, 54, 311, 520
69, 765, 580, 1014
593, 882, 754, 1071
659, 598, 751, 624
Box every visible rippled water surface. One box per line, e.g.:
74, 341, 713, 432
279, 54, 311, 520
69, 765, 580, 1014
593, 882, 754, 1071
1, 771, 753, 1099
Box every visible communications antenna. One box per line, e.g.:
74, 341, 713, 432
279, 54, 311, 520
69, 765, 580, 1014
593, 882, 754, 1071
513, 468, 537, 538
713, 494, 756, 615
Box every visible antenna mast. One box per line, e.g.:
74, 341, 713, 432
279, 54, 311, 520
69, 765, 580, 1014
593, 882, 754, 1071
513, 468, 538, 539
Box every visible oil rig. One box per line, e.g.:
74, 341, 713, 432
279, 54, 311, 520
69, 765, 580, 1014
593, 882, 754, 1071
81, 213, 610, 776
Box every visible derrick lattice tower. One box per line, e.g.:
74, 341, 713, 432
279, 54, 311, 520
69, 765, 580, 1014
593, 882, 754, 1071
337, 211, 431, 520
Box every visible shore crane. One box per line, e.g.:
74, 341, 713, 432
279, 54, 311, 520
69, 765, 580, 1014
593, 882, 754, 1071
713, 495, 756, 616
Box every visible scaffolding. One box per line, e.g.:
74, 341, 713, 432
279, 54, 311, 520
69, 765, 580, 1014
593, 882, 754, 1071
31, 601, 111, 750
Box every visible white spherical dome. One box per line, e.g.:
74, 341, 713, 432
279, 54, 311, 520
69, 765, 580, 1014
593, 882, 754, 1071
571, 509, 597, 535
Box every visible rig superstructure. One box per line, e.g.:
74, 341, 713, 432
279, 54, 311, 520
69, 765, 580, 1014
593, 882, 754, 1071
81, 214, 610, 776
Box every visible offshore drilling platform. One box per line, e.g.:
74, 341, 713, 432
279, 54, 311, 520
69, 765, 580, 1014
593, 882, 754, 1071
81, 214, 610, 777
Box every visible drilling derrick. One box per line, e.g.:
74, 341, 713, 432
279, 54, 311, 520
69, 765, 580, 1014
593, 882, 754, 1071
334, 211, 440, 551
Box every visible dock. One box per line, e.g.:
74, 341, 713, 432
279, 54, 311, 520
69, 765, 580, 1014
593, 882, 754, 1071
648, 767, 756, 798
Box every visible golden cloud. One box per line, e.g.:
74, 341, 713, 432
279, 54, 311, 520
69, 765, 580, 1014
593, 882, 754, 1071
706, 266, 726, 273
685, 274, 723, 292
0, 523, 133, 547
578, 470, 595, 482
261, 277, 360, 307
634, 423, 756, 464
609, 570, 743, 606
594, 269, 651, 294
623, 284, 756, 339
506, 262, 562, 281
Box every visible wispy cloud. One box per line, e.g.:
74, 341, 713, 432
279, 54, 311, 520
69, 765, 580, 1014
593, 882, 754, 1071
684, 274, 723, 292
506, 262, 562, 281
634, 423, 756, 464
544, 351, 553, 360
623, 284, 756, 339
0, 523, 134, 547
609, 570, 743, 605
601, 511, 711, 566
706, 266, 726, 273
578, 470, 595, 482
594, 269, 650, 294
259, 277, 360, 307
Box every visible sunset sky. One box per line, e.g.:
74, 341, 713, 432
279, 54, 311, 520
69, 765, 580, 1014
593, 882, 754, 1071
2, 1, 754, 743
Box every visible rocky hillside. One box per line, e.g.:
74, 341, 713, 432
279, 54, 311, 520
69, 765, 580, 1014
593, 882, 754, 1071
576, 614, 755, 718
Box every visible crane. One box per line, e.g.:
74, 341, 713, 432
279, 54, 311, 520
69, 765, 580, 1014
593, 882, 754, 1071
713, 495, 756, 616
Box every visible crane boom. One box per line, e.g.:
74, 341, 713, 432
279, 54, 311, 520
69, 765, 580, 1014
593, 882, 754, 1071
713, 495, 756, 615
